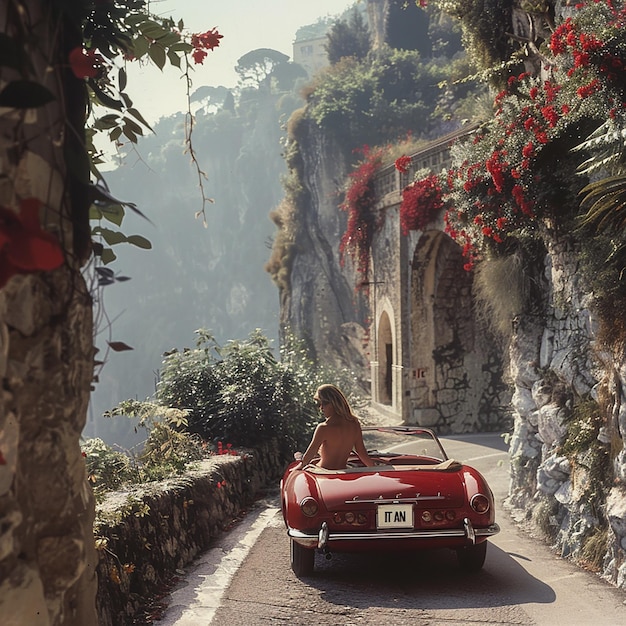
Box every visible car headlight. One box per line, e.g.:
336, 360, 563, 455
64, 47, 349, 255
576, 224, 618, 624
300, 497, 319, 517
470, 493, 490, 514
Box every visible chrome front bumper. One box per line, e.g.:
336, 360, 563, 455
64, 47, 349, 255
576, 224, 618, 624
288, 518, 500, 550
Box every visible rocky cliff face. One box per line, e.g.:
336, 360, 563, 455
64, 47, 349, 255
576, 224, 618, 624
506, 232, 626, 590
280, 119, 370, 387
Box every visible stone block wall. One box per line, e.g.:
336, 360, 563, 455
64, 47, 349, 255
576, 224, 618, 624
506, 234, 626, 591
95, 443, 289, 626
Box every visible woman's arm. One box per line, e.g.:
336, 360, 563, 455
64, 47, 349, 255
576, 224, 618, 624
296, 424, 326, 468
353, 425, 375, 467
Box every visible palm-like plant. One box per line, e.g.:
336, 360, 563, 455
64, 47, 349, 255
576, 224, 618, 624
577, 119, 626, 233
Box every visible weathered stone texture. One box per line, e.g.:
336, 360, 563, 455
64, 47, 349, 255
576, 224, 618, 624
281, 120, 369, 385
95, 443, 288, 626
0, 4, 98, 623
505, 234, 626, 590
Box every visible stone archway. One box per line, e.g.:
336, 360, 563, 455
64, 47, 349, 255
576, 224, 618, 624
408, 231, 475, 430
377, 309, 393, 405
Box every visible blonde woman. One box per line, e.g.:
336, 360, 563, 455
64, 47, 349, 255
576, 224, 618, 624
296, 384, 376, 470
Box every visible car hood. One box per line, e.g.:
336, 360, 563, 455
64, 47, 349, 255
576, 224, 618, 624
311, 467, 466, 510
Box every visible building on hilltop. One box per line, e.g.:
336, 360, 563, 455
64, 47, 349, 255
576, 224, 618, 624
292, 18, 335, 78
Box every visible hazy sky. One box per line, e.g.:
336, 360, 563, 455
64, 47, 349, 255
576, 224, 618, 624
129, 0, 358, 123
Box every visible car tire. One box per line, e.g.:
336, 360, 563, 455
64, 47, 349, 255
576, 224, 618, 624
456, 540, 487, 571
290, 539, 315, 576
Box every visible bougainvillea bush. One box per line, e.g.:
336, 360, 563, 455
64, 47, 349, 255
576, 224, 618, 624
400, 173, 448, 236
442, 0, 626, 270
339, 146, 385, 278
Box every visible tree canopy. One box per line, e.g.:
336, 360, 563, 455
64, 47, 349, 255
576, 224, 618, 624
325, 7, 371, 64
235, 48, 290, 89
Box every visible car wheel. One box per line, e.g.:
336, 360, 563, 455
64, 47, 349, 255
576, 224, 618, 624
290, 539, 315, 576
456, 540, 487, 571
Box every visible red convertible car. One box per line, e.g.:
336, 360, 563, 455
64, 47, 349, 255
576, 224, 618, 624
280, 426, 500, 576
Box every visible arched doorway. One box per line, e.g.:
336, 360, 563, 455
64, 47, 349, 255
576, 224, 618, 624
377, 310, 393, 405
409, 231, 474, 429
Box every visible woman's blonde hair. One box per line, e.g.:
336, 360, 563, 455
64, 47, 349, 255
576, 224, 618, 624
313, 384, 357, 421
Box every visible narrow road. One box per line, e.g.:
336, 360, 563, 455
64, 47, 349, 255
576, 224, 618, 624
156, 433, 626, 625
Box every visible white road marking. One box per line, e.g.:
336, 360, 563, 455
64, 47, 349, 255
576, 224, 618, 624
153, 504, 280, 626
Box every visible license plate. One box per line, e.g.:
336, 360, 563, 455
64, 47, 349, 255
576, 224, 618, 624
376, 503, 414, 529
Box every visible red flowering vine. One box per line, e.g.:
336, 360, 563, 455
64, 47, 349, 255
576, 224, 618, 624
0, 198, 64, 288
400, 174, 447, 236
339, 147, 384, 279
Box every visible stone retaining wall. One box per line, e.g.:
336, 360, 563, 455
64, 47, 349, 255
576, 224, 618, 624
94, 443, 289, 626
506, 235, 626, 591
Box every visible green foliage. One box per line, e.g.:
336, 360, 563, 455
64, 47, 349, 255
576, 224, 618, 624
154, 329, 325, 451
325, 7, 371, 64
562, 399, 602, 457
531, 495, 561, 541
81, 437, 133, 500
433, 0, 516, 75
100, 398, 208, 487
104, 329, 365, 459
427, 7, 464, 58
307, 48, 447, 148
139, 422, 206, 479
443, 3, 626, 261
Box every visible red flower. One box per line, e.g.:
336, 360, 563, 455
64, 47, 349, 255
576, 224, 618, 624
577, 78, 601, 98
0, 198, 64, 288
394, 155, 412, 174
485, 151, 507, 193
69, 47, 102, 79
191, 28, 223, 50
399, 174, 445, 235
541, 105, 559, 128
192, 49, 208, 64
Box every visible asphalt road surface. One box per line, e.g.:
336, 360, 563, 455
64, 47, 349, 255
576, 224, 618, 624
156, 433, 626, 625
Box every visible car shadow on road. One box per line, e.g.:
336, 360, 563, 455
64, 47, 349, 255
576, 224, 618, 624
303, 541, 556, 612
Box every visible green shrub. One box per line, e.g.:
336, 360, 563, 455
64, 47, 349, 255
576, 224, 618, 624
81, 437, 133, 499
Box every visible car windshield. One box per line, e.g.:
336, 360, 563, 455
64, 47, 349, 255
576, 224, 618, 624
362, 427, 448, 462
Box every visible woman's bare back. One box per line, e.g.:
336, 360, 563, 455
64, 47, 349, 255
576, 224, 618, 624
316, 419, 370, 469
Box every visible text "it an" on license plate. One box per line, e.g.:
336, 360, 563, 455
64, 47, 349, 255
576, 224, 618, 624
377, 503, 413, 529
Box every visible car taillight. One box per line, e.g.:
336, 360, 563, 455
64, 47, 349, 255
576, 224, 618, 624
332, 511, 367, 525
421, 510, 456, 523
470, 493, 490, 514
300, 497, 319, 517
